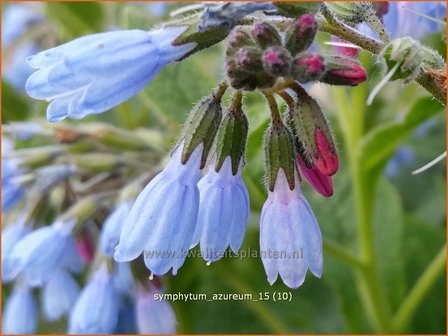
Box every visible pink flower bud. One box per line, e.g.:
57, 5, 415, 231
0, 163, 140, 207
251, 22, 281, 49
314, 128, 339, 176
296, 155, 333, 197
262, 46, 292, 76
236, 47, 263, 72
321, 56, 367, 86
292, 53, 325, 83
75, 231, 95, 263
285, 14, 318, 54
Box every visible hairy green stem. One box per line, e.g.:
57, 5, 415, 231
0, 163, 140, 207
333, 87, 393, 333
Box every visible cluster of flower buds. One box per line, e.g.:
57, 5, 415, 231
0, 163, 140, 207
226, 13, 367, 91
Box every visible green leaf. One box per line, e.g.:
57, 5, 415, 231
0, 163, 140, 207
1, 81, 30, 122
360, 97, 443, 172
373, 178, 405, 311
45, 2, 105, 38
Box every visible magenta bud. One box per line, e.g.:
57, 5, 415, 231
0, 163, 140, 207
321, 56, 367, 86
236, 47, 263, 73
75, 231, 95, 263
285, 14, 318, 54
297, 155, 333, 197
262, 46, 292, 76
251, 22, 281, 49
314, 128, 339, 176
292, 53, 325, 83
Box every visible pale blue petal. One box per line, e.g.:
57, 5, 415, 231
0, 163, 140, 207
68, 264, 119, 334
42, 270, 80, 321
100, 201, 132, 256
3, 283, 38, 334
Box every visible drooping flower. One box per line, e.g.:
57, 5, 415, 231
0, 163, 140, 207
2, 215, 31, 283
115, 143, 203, 276
41, 270, 80, 321
68, 263, 119, 334
260, 169, 323, 289
100, 200, 133, 256
26, 26, 195, 122
192, 157, 250, 262
9, 220, 76, 286
112, 262, 134, 299
136, 284, 177, 334
2, 281, 38, 334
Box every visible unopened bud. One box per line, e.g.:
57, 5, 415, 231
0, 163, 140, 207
287, 85, 339, 176
181, 91, 223, 167
292, 53, 325, 83
382, 37, 423, 82
226, 28, 255, 57
296, 154, 333, 197
215, 93, 249, 175
262, 46, 292, 77
251, 22, 281, 49
264, 121, 296, 191
285, 14, 318, 54
320, 55, 367, 86
236, 47, 263, 73
226, 58, 276, 91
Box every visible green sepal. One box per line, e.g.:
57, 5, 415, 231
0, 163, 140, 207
181, 95, 223, 168
169, 14, 230, 60
286, 86, 334, 163
215, 107, 249, 175
264, 122, 296, 191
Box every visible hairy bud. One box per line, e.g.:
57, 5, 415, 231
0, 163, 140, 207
382, 37, 423, 82
262, 46, 292, 77
287, 85, 339, 176
292, 53, 325, 83
285, 14, 318, 55
320, 55, 367, 86
251, 22, 281, 49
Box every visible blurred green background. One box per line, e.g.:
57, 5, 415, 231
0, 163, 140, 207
2, 2, 446, 334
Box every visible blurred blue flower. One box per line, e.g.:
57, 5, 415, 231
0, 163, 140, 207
136, 285, 177, 334
192, 157, 250, 263
26, 27, 196, 122
114, 301, 137, 334
42, 270, 80, 321
385, 146, 416, 178
68, 263, 119, 334
2, 138, 25, 212
384, 1, 446, 39
61, 234, 86, 274
260, 169, 323, 289
9, 221, 76, 286
100, 200, 133, 256
115, 143, 203, 276
2, 4, 43, 91
2, 215, 31, 283
2, 281, 38, 334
